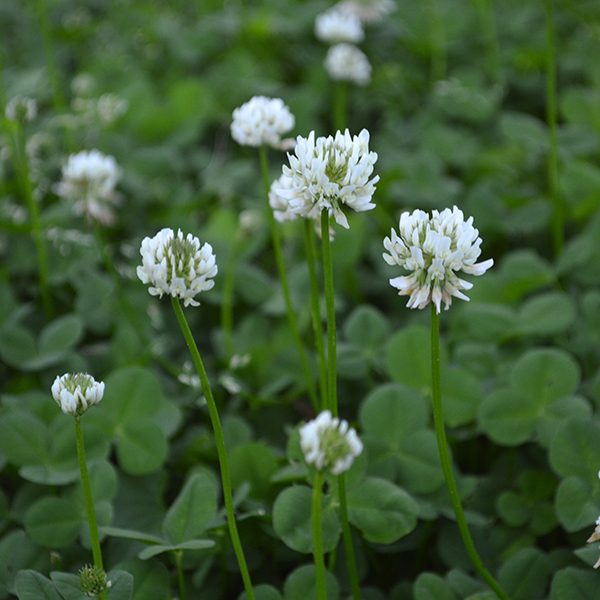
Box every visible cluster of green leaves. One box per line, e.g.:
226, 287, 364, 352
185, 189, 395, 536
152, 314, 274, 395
2, 0, 600, 598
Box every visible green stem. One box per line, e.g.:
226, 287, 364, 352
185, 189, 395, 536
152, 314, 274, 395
74, 418, 107, 600
544, 0, 563, 255
338, 474, 361, 600
430, 305, 510, 600
333, 80, 347, 132
321, 210, 337, 417
221, 231, 244, 362
34, 0, 74, 152
424, 0, 447, 83
473, 0, 502, 85
175, 550, 187, 600
303, 220, 328, 411
312, 471, 327, 600
171, 297, 255, 600
12, 123, 53, 319
259, 145, 317, 409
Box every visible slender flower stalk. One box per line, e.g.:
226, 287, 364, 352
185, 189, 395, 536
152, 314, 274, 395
430, 306, 510, 600
260, 145, 318, 408
303, 221, 328, 411
473, 0, 502, 85
321, 210, 338, 416
544, 0, 563, 255
171, 297, 255, 600
424, 0, 447, 83
175, 550, 187, 600
75, 418, 107, 600
0, 107, 54, 320
33, 0, 74, 151
312, 471, 328, 600
5, 116, 53, 319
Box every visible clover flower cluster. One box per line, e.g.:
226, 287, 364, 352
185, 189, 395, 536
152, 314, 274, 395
54, 149, 121, 225
383, 206, 494, 313
52, 373, 105, 417
299, 410, 363, 475
315, 8, 364, 44
314, 0, 384, 86
335, 0, 396, 24
78, 565, 112, 598
272, 129, 378, 229
137, 228, 218, 307
5, 96, 37, 122
324, 44, 372, 86
231, 96, 295, 149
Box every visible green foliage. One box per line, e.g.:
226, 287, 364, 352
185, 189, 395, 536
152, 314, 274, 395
3, 0, 600, 598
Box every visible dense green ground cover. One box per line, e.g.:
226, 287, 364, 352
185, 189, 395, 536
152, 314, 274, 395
2, 0, 600, 598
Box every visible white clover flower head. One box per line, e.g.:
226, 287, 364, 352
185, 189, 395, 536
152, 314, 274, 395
335, 0, 396, 23
137, 228, 218, 307
324, 43, 372, 86
51, 373, 105, 418
383, 206, 494, 313
299, 410, 363, 475
5, 96, 37, 122
54, 149, 121, 226
231, 96, 295, 148
96, 94, 129, 125
274, 129, 378, 230
315, 8, 364, 44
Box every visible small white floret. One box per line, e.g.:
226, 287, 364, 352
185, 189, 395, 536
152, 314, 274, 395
299, 410, 363, 475
324, 44, 372, 86
51, 373, 105, 417
231, 96, 295, 148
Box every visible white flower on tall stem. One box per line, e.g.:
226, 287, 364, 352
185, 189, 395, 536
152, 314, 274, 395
137, 228, 218, 307
315, 9, 365, 44
54, 149, 121, 226
52, 373, 105, 417
231, 96, 295, 149
273, 129, 378, 229
299, 410, 363, 475
335, 0, 396, 24
5, 96, 37, 122
324, 44, 372, 86
383, 206, 494, 313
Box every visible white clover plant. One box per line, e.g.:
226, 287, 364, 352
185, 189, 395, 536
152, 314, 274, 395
324, 43, 372, 86
383, 206, 494, 313
55, 149, 121, 225
273, 128, 378, 229
299, 410, 363, 475
315, 8, 365, 44
137, 228, 218, 307
231, 96, 295, 149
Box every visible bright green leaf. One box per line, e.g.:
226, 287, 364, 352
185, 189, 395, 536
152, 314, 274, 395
272, 486, 340, 554
163, 473, 217, 544
347, 477, 418, 543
